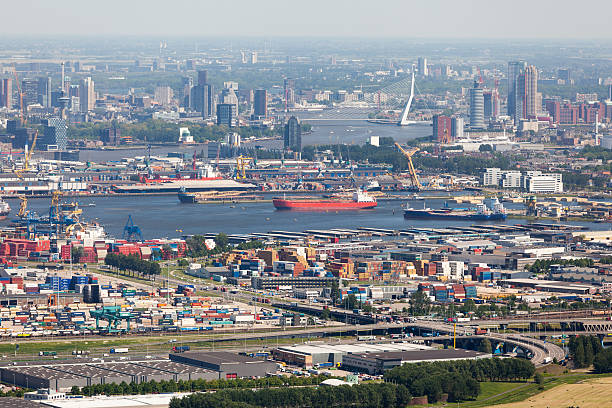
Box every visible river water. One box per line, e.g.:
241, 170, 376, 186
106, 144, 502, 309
5, 194, 609, 240
13, 115, 610, 239
75, 120, 431, 163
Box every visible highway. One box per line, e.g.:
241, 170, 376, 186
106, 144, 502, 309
92, 267, 567, 366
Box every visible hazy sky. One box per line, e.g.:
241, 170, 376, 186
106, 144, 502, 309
5, 0, 612, 39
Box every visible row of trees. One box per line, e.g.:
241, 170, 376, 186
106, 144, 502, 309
525, 258, 595, 273
69, 119, 311, 144
185, 233, 230, 257
593, 347, 612, 373
72, 375, 329, 397
569, 335, 604, 368
384, 358, 535, 403
104, 253, 161, 276
170, 383, 412, 408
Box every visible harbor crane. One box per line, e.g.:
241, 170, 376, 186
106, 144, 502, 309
235, 156, 253, 179
123, 214, 143, 242
394, 142, 421, 191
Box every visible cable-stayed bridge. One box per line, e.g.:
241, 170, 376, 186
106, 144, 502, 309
291, 73, 428, 124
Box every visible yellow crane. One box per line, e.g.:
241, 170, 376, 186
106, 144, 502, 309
394, 143, 421, 190
235, 156, 253, 179
11, 64, 38, 180
17, 195, 29, 218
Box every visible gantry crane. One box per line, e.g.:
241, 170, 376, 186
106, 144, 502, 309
236, 156, 253, 179
394, 142, 421, 190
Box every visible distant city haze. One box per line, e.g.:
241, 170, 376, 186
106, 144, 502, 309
5, 0, 612, 39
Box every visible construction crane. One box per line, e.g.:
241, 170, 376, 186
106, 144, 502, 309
394, 142, 421, 190
11, 64, 38, 180
235, 156, 253, 179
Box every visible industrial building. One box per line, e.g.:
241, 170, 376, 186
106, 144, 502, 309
272, 342, 431, 367
4, 397, 41, 408
0, 358, 218, 391
342, 349, 490, 375
251, 276, 335, 290
169, 351, 277, 379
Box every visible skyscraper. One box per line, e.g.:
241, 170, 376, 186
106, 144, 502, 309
21, 79, 38, 107
80, 77, 95, 112
37, 76, 51, 107
469, 81, 485, 130
283, 79, 295, 112
507, 60, 527, 121
41, 117, 68, 151
216, 103, 237, 127
284, 116, 302, 152
253, 89, 267, 118
181, 76, 193, 108
154, 86, 174, 106
451, 117, 464, 139
483, 89, 500, 120
1, 78, 11, 109
197, 70, 208, 87
191, 84, 209, 116
417, 57, 428, 76
521, 65, 540, 118
432, 115, 452, 143
192, 70, 214, 117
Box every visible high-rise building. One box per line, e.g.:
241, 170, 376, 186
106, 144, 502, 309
432, 115, 452, 143
483, 89, 500, 120
250, 52, 258, 64
1, 78, 11, 109
13, 128, 37, 149
154, 86, 173, 106
558, 68, 571, 83
451, 117, 464, 139
191, 85, 209, 117
469, 81, 485, 129
520, 65, 540, 118
37, 76, 51, 107
181, 76, 193, 108
417, 57, 428, 76
197, 70, 208, 87
101, 127, 120, 145
507, 60, 527, 120
283, 79, 295, 112
284, 116, 302, 152
216, 103, 237, 127
80, 77, 95, 112
221, 87, 239, 106
21, 79, 38, 107
41, 118, 68, 151
253, 89, 267, 118
206, 84, 215, 117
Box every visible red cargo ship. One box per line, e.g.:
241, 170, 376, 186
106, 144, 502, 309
273, 191, 377, 210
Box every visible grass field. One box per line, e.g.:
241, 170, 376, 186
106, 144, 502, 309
490, 376, 612, 408
413, 372, 612, 408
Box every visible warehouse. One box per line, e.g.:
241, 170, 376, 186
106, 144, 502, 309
169, 351, 277, 379
251, 276, 335, 290
0, 358, 217, 391
342, 349, 491, 375
272, 342, 431, 367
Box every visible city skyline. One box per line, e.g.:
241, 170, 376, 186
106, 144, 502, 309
4, 0, 612, 39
